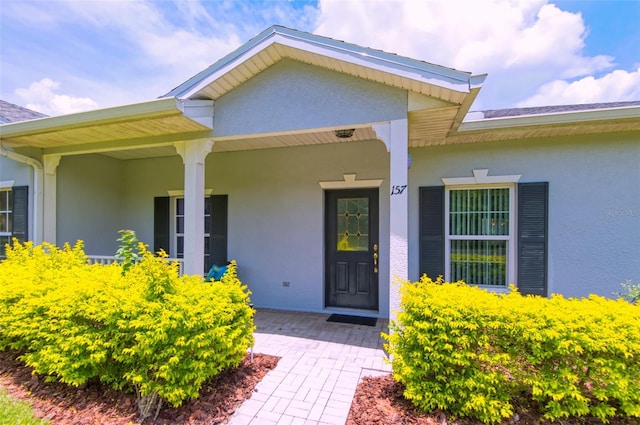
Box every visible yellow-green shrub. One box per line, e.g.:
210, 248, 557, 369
384, 276, 640, 424
0, 240, 254, 417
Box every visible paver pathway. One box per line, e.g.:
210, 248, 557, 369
228, 309, 391, 425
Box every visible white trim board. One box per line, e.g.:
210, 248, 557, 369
319, 174, 383, 189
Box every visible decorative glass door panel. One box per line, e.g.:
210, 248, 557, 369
336, 197, 369, 251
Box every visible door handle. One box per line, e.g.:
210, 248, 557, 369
373, 244, 378, 273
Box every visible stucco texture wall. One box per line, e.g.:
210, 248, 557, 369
122, 141, 391, 317
56, 154, 125, 255
213, 59, 407, 137
121, 155, 184, 245
408, 131, 640, 299
0, 157, 31, 185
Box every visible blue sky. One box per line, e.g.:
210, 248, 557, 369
1, 0, 638, 116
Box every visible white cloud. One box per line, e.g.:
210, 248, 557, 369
518, 67, 640, 106
314, 0, 620, 107
15, 78, 98, 116
3, 0, 636, 111
60, 0, 242, 72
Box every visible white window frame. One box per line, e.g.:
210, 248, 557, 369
0, 190, 11, 233
0, 185, 13, 257
442, 170, 521, 290
168, 189, 213, 261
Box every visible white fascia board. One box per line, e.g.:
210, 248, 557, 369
162, 26, 283, 98
173, 26, 481, 99
469, 74, 488, 90
460, 105, 640, 132
0, 97, 187, 139
176, 34, 282, 99
182, 100, 214, 128
280, 36, 472, 92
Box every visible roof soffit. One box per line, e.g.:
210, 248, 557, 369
414, 109, 640, 146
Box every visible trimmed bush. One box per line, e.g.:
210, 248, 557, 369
0, 240, 254, 420
384, 276, 640, 424
616, 279, 640, 304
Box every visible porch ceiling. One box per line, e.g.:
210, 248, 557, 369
0, 98, 212, 151
102, 127, 381, 160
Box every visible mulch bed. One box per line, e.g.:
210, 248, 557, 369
0, 350, 279, 424
1, 350, 637, 425
347, 375, 638, 425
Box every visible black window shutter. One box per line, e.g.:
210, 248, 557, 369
153, 196, 170, 255
207, 194, 228, 270
518, 182, 548, 296
419, 186, 445, 280
11, 186, 29, 244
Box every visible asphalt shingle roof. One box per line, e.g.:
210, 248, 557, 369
480, 100, 640, 119
0, 100, 48, 124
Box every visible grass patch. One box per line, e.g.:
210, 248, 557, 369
0, 386, 49, 425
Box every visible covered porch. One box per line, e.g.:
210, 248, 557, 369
0, 26, 485, 319
2, 113, 412, 318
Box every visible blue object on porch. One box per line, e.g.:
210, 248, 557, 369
205, 263, 228, 282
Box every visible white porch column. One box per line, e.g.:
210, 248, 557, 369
42, 155, 61, 245
174, 139, 214, 276
374, 119, 408, 323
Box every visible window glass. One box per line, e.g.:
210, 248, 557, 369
451, 240, 507, 286
0, 191, 10, 233
176, 198, 184, 215
0, 190, 12, 257
337, 197, 369, 251
450, 188, 509, 236
176, 216, 184, 234
174, 197, 212, 263
176, 236, 184, 258
0, 190, 7, 212
448, 187, 511, 286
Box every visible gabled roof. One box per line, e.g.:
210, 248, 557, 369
2, 27, 638, 157
163, 25, 486, 105
0, 100, 48, 124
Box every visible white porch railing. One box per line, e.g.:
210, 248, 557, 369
87, 255, 185, 276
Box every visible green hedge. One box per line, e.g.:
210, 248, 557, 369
384, 276, 640, 424
0, 241, 254, 418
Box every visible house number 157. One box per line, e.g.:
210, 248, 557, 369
391, 185, 407, 196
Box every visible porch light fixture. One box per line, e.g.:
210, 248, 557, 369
334, 128, 355, 139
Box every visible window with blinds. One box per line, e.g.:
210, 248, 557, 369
447, 187, 513, 286
174, 197, 211, 265
0, 190, 11, 257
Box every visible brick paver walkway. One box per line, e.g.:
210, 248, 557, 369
228, 309, 391, 425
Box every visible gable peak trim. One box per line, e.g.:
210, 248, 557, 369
164, 26, 481, 101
